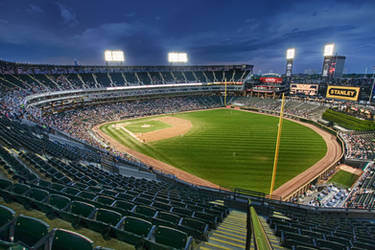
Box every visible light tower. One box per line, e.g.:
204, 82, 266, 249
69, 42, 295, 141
168, 52, 188, 64
285, 48, 295, 80
104, 50, 125, 66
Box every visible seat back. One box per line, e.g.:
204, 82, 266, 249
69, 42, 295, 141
14, 215, 49, 247
157, 211, 180, 224
71, 201, 95, 218
49, 194, 71, 210
95, 209, 122, 226
12, 183, 29, 195
95, 196, 115, 206
78, 191, 96, 200
29, 188, 49, 201
114, 200, 135, 211
134, 205, 157, 217
50, 229, 93, 250
51, 183, 65, 192
154, 226, 187, 249
62, 187, 80, 196
181, 217, 207, 231
38, 179, 51, 188
0, 179, 12, 189
121, 216, 152, 237
0, 205, 15, 226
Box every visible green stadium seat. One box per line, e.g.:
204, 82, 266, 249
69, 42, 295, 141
116, 193, 134, 200
43, 194, 71, 219
38, 179, 51, 188
281, 231, 315, 248
101, 189, 117, 197
133, 205, 157, 218
113, 200, 135, 212
0, 179, 12, 189
62, 187, 80, 196
19, 187, 49, 210
315, 238, 346, 249
51, 183, 66, 192
134, 197, 153, 206
0, 215, 49, 248
77, 191, 97, 201
42, 228, 94, 250
95, 195, 115, 207
114, 216, 152, 245
171, 207, 193, 217
193, 211, 218, 229
0, 205, 15, 240
275, 224, 300, 236
156, 211, 181, 224
60, 201, 96, 228
144, 225, 192, 250
178, 217, 209, 240
87, 209, 122, 239
152, 201, 172, 211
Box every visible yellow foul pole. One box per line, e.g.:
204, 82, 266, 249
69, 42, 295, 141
269, 93, 285, 198
224, 79, 227, 106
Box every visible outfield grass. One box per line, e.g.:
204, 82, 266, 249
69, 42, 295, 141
329, 170, 358, 188
101, 109, 327, 193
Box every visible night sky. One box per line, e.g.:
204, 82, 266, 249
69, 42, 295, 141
0, 0, 374, 73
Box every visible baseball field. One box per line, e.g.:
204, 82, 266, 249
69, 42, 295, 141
99, 109, 327, 193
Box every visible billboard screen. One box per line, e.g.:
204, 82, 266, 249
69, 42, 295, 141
290, 83, 319, 96
326, 86, 360, 101
259, 77, 283, 84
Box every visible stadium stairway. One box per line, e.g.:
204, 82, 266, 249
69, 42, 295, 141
198, 209, 248, 250
258, 216, 286, 250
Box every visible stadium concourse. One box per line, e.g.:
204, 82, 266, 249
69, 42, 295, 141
1, 60, 375, 249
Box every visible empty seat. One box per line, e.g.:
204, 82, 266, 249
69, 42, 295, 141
113, 200, 135, 212
42, 194, 71, 219
62, 187, 80, 196
87, 209, 122, 239
0, 205, 15, 240
95, 195, 115, 207
152, 201, 172, 211
144, 225, 192, 249
77, 191, 97, 201
60, 201, 96, 228
19, 187, 49, 210
179, 217, 209, 240
0, 215, 49, 248
133, 205, 157, 218
114, 216, 152, 245
44, 229, 94, 250
172, 207, 193, 217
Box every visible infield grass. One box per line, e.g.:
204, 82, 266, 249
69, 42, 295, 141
124, 120, 171, 133
101, 109, 327, 193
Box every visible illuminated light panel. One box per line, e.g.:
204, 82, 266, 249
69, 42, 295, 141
104, 50, 125, 62
323, 44, 335, 57
286, 48, 295, 60
168, 52, 188, 63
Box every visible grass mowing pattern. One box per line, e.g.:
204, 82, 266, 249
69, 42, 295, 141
101, 109, 327, 193
124, 120, 171, 133
329, 170, 358, 188
322, 109, 375, 131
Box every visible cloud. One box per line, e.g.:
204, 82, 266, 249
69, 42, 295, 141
0, 19, 8, 24
124, 12, 136, 17
27, 4, 43, 14
56, 3, 78, 26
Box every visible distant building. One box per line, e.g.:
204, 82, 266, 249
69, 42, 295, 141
322, 55, 346, 79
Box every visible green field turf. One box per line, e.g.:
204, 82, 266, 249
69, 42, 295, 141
329, 170, 358, 188
101, 109, 327, 193
123, 119, 171, 133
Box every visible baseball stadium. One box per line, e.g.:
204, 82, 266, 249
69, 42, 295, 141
1, 2, 375, 250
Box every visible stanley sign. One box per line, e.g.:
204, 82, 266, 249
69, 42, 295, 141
326, 86, 360, 101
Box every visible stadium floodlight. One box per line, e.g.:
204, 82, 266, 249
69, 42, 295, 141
323, 44, 335, 57
104, 50, 125, 62
168, 52, 188, 63
286, 48, 295, 60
